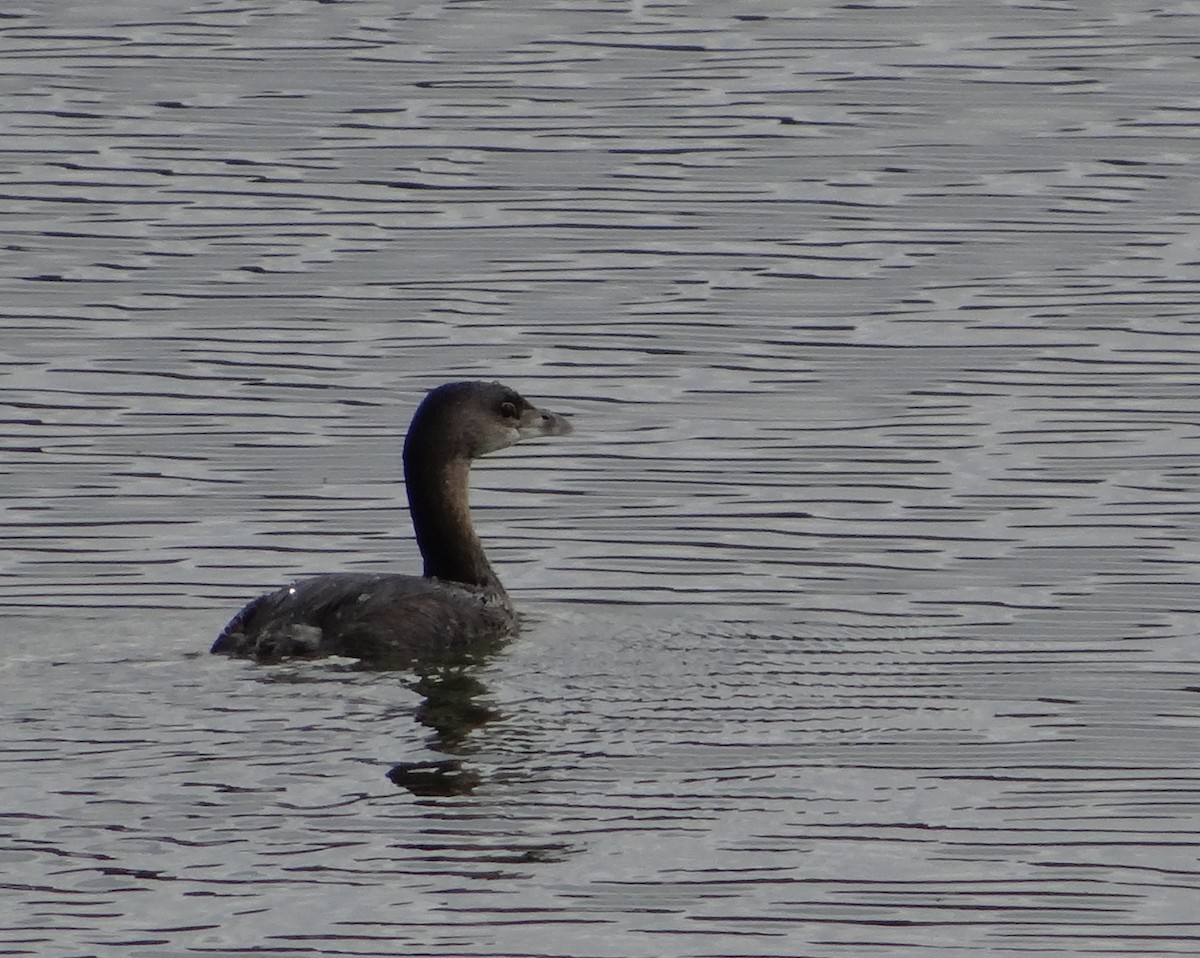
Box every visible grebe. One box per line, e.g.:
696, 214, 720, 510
211, 381, 571, 666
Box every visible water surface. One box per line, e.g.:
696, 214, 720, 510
2, 1, 1200, 955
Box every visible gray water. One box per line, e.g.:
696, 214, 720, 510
3, 1, 1200, 955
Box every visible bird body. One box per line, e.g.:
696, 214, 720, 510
211, 381, 571, 666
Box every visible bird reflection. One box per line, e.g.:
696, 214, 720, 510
387, 667, 500, 797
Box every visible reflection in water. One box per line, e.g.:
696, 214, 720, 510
387, 758, 482, 797
388, 669, 500, 796
411, 670, 502, 752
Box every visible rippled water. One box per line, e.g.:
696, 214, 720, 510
3, 1, 1200, 955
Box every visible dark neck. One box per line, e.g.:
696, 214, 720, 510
404, 450, 502, 591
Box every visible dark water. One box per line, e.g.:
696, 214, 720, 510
3, 1, 1200, 955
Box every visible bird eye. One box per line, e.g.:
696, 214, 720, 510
499, 400, 518, 419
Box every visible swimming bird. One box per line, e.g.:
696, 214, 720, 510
211, 381, 572, 666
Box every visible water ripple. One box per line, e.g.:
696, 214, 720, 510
3, 0, 1200, 955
